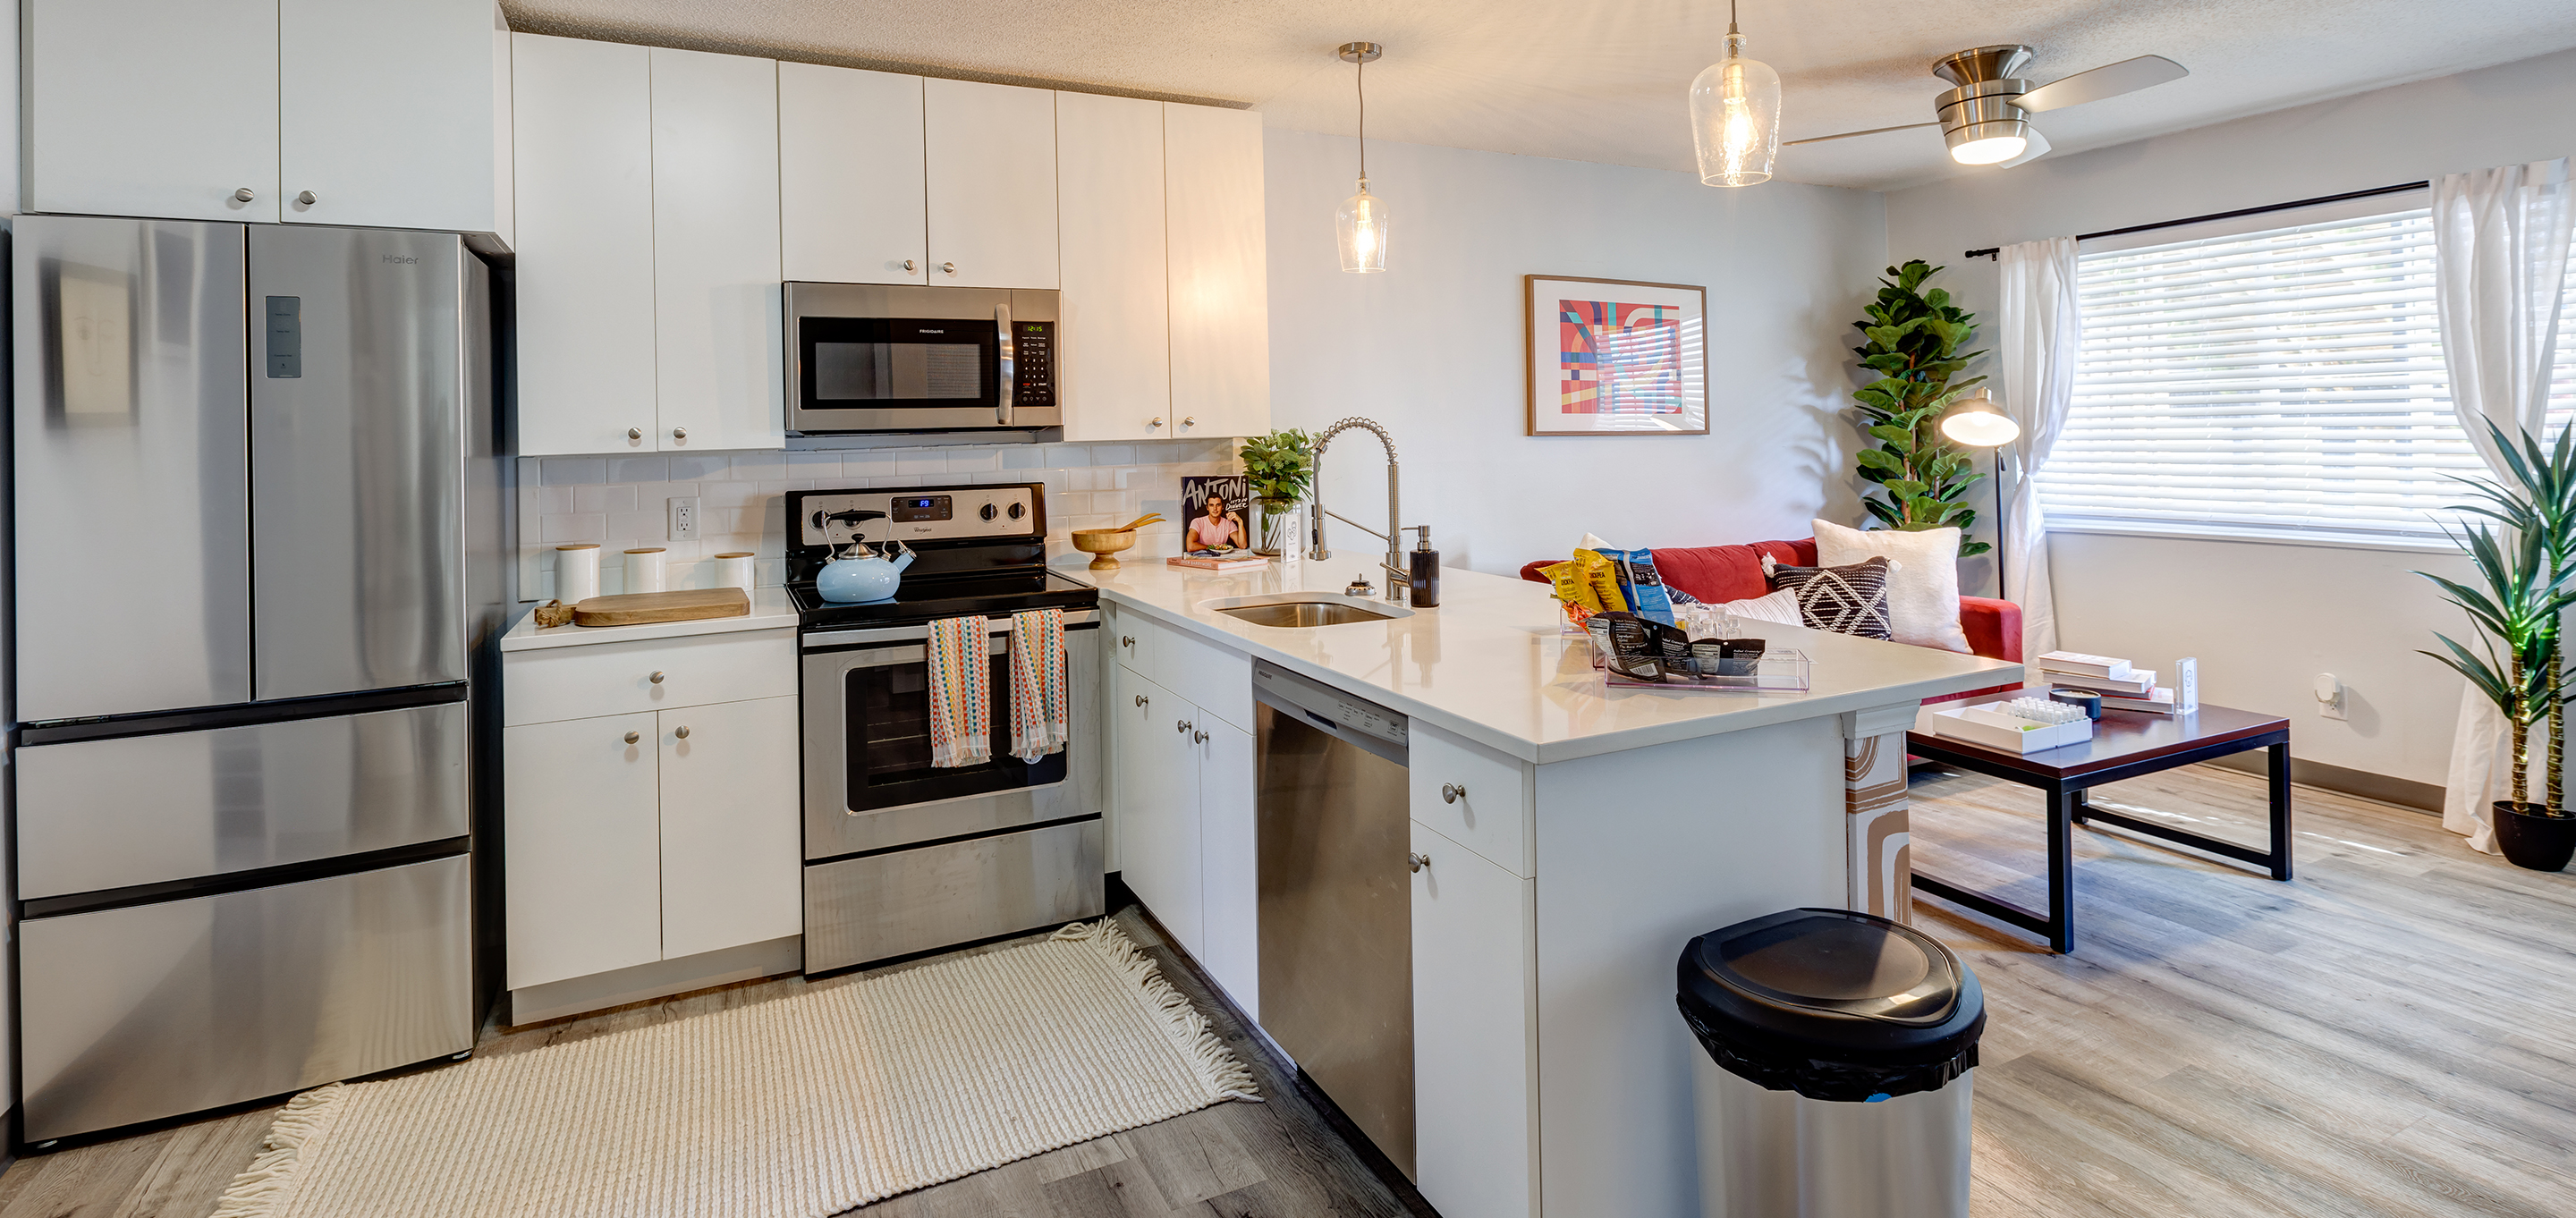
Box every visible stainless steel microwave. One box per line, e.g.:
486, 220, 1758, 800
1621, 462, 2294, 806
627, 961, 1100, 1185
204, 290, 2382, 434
784, 283, 1059, 435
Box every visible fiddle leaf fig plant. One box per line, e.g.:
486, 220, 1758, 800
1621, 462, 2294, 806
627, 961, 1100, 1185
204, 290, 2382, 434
1850, 259, 1991, 557
1240, 429, 1318, 502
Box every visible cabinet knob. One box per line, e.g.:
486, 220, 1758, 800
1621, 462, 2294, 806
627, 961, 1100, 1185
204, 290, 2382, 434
1193, 729, 1208, 744
1182, 417, 1197, 428
295, 190, 316, 206
1133, 693, 1148, 706
623, 731, 641, 745
902, 259, 918, 273
674, 725, 691, 740
672, 427, 688, 441
1408, 852, 1432, 874
1442, 782, 1467, 804
1148, 417, 1165, 430
628, 427, 644, 441
940, 261, 957, 275
1176, 718, 1191, 733
233, 187, 256, 202
649, 671, 665, 684
1121, 636, 1135, 648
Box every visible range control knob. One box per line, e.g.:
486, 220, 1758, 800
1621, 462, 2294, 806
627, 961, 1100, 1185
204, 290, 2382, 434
979, 503, 998, 521
1007, 502, 1027, 520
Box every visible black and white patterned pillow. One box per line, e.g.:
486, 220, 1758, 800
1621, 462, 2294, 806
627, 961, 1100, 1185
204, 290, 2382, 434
1768, 556, 1893, 641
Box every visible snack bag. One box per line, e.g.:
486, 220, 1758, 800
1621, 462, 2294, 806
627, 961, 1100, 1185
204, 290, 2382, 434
1591, 546, 1674, 626
1572, 549, 1628, 613
1538, 559, 1602, 612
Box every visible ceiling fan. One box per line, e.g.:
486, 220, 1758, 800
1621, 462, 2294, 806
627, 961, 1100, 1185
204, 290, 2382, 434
1786, 45, 2188, 169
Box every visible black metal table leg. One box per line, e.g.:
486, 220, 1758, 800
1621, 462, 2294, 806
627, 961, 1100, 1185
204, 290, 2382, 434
2070, 787, 2091, 825
2046, 786, 2077, 953
2267, 741, 2295, 881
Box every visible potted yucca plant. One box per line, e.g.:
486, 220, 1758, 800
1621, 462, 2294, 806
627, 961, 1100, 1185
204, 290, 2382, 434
2419, 419, 2576, 870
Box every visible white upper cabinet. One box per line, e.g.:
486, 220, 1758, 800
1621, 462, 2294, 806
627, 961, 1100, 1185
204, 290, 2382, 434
1056, 92, 1172, 442
1165, 105, 1271, 439
924, 80, 1060, 290
25, 0, 282, 223
650, 48, 786, 453
512, 35, 658, 457
780, 63, 928, 284
281, 0, 508, 236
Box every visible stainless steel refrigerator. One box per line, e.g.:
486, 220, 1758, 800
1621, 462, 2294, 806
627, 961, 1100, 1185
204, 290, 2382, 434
9, 216, 507, 1144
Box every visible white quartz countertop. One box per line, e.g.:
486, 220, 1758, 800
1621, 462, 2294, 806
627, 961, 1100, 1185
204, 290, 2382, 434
499, 588, 799, 652
1063, 553, 2021, 765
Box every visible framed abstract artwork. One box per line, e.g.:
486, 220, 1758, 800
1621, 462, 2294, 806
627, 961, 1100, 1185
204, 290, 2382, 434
1523, 275, 1708, 436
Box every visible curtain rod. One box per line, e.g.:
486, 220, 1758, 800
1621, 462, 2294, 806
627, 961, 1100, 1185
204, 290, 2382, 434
1961, 180, 2432, 259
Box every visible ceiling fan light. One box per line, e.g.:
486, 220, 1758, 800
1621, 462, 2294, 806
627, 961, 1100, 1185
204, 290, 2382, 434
1691, 32, 1781, 187
1950, 133, 2028, 165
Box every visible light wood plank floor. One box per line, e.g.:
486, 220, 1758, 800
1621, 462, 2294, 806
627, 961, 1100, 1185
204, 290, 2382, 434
1909, 760, 2576, 1218
4, 764, 2567, 1217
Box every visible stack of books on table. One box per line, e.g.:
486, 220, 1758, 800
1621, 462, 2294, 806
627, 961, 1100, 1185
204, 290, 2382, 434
2035, 650, 2179, 715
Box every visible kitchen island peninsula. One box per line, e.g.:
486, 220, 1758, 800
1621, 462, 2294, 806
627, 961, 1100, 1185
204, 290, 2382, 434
1072, 552, 2019, 1218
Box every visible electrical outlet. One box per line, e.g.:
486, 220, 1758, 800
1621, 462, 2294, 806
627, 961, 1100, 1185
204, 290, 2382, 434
669, 496, 700, 540
2315, 672, 2346, 720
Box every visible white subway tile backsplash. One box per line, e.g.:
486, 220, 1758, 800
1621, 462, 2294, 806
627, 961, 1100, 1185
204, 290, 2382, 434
518, 441, 1241, 596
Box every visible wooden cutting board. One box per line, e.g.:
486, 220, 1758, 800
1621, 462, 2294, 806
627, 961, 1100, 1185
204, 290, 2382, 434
572, 587, 750, 627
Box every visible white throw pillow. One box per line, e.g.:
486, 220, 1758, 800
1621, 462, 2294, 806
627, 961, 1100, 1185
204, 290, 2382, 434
1714, 588, 1802, 627
1811, 519, 1972, 653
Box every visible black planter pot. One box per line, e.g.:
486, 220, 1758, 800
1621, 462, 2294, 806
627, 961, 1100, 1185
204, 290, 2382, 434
2494, 801, 2576, 872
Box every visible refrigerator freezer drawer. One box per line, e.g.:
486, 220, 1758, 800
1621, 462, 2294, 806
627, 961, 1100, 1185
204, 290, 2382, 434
803, 819, 1103, 973
17, 701, 469, 901
19, 853, 473, 1143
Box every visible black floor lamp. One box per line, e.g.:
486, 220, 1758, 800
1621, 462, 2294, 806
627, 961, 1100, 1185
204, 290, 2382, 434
1940, 390, 2021, 594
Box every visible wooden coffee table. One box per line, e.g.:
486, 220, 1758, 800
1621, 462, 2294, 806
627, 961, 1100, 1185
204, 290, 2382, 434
1904, 702, 2292, 953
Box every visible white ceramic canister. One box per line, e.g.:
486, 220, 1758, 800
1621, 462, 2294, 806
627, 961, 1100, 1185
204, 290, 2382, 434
716, 552, 755, 593
555, 543, 601, 604
624, 547, 666, 594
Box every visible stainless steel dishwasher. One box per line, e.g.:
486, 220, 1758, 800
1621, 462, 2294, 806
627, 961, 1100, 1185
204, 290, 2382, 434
1251, 659, 1416, 1178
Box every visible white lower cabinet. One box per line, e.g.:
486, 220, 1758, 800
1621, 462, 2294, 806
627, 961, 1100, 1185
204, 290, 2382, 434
1411, 819, 1542, 1218
1110, 646, 1258, 1014
504, 633, 801, 994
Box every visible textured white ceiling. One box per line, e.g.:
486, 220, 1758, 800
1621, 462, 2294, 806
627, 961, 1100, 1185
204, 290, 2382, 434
501, 0, 2576, 190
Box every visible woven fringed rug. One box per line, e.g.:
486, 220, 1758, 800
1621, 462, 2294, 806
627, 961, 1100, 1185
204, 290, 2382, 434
212, 921, 1258, 1218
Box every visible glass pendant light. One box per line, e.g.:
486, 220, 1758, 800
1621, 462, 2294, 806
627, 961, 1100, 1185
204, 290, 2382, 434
1690, 1, 1781, 187
1336, 42, 1388, 273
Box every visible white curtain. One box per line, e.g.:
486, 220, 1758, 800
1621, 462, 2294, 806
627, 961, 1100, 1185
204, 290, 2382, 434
2435, 157, 2574, 852
1996, 237, 2082, 661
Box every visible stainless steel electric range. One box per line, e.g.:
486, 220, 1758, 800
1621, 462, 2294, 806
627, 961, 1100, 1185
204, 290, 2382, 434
787, 482, 1103, 972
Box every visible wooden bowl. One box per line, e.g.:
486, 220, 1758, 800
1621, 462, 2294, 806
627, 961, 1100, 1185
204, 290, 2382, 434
1071, 528, 1138, 570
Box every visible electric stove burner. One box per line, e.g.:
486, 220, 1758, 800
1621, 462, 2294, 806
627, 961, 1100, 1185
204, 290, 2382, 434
791, 567, 1097, 630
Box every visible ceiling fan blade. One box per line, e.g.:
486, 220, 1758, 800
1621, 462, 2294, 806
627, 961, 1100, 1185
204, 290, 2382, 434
2016, 55, 2188, 113
1783, 121, 1940, 148
1997, 126, 2052, 168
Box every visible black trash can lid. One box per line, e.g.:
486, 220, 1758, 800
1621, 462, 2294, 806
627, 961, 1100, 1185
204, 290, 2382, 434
1677, 908, 1984, 1101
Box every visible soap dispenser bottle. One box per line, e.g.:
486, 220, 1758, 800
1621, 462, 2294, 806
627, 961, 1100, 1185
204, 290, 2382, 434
1408, 526, 1441, 607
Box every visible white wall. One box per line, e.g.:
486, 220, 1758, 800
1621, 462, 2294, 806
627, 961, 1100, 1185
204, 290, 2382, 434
1884, 47, 2576, 786
1265, 130, 1887, 575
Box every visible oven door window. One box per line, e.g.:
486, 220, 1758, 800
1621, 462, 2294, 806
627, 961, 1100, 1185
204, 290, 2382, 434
800, 317, 998, 410
844, 647, 1064, 812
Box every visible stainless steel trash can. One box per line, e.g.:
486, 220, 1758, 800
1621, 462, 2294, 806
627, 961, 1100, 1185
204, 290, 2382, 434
1677, 908, 1984, 1218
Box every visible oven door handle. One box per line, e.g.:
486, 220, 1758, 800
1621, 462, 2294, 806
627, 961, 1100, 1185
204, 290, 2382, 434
803, 608, 1097, 651
995, 301, 1014, 427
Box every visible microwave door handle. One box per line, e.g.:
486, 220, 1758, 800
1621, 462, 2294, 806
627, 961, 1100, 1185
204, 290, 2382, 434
995, 302, 1014, 427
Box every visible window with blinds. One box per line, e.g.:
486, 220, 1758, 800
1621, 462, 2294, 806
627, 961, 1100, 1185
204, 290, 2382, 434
2036, 199, 2576, 543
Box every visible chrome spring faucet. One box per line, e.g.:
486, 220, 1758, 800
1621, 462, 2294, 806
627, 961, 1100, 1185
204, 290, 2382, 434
1306, 419, 1408, 604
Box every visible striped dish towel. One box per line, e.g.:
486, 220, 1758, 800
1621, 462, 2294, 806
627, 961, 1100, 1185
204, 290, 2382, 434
1010, 607, 1071, 763
928, 615, 993, 768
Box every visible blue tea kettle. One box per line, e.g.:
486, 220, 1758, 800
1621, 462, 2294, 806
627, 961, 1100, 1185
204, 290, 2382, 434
813, 508, 916, 603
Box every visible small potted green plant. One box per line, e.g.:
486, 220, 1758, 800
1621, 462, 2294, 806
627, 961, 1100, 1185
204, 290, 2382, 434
1239, 429, 1316, 556
2419, 419, 2576, 870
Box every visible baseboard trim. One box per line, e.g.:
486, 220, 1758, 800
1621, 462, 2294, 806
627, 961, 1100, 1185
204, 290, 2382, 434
2203, 752, 2444, 814
507, 935, 803, 1026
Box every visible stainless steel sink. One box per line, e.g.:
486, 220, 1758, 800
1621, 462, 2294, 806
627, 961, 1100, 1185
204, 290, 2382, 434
1204, 593, 1415, 628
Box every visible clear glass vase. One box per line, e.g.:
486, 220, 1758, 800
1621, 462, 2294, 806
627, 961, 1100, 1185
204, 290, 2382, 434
1254, 497, 1302, 557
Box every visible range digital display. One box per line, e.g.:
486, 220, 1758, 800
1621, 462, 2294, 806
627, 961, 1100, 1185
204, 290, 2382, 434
892, 495, 953, 522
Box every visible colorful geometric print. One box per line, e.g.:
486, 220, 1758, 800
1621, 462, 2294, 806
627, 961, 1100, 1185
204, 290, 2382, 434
1008, 607, 1069, 763
1558, 299, 1686, 415
928, 615, 994, 768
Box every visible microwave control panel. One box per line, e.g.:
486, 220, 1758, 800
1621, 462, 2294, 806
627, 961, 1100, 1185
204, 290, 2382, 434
1012, 321, 1055, 410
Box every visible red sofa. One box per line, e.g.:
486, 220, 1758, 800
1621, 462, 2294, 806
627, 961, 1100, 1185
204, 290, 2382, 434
1519, 537, 2022, 702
